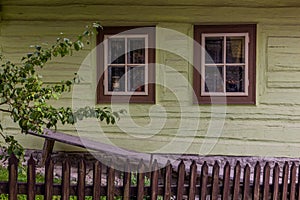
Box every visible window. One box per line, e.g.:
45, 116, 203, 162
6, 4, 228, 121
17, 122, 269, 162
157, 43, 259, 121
97, 27, 155, 103
193, 25, 256, 104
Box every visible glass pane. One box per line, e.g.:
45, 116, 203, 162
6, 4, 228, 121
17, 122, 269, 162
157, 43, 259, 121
226, 66, 245, 92
205, 37, 224, 64
108, 38, 125, 64
108, 66, 125, 92
127, 38, 146, 64
204, 66, 224, 93
127, 66, 145, 92
226, 36, 245, 63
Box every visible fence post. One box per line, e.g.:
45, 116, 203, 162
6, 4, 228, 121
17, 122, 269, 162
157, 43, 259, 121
137, 160, 145, 200
243, 164, 250, 200
272, 163, 280, 200
93, 161, 102, 200
27, 155, 36, 200
188, 161, 197, 200
282, 162, 289, 200
62, 160, 71, 200
123, 159, 131, 200
253, 162, 261, 200
222, 162, 231, 200
263, 162, 270, 200
211, 161, 220, 200
44, 157, 54, 200
176, 160, 185, 200
150, 160, 159, 200
200, 162, 208, 200
290, 163, 297, 200
77, 159, 86, 200
164, 161, 172, 200
8, 154, 18, 200
232, 161, 241, 200
107, 160, 115, 200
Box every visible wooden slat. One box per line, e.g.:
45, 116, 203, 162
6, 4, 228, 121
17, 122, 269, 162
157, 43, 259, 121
123, 159, 131, 200
150, 160, 159, 200
253, 162, 261, 200
62, 160, 70, 200
107, 161, 115, 200
41, 139, 55, 166
8, 154, 18, 200
298, 165, 300, 200
77, 159, 86, 200
137, 160, 145, 200
27, 155, 36, 200
243, 164, 250, 200
290, 163, 297, 200
222, 162, 230, 200
44, 157, 54, 200
93, 161, 102, 200
200, 162, 208, 200
263, 162, 270, 200
282, 162, 289, 200
272, 163, 280, 200
164, 161, 172, 200
188, 161, 197, 200
232, 161, 241, 200
176, 160, 185, 200
211, 161, 220, 200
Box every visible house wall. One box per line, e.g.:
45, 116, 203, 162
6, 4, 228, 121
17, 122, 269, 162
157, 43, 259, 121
1, 0, 300, 157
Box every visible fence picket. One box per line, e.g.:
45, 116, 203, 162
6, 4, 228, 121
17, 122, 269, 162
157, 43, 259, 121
150, 160, 159, 200
272, 163, 280, 200
263, 162, 270, 200
164, 161, 172, 200
8, 154, 18, 200
123, 159, 131, 200
137, 160, 145, 200
107, 161, 115, 200
200, 162, 208, 200
232, 161, 241, 200
290, 163, 297, 200
62, 160, 71, 200
211, 161, 220, 200
222, 162, 230, 200
243, 164, 250, 200
188, 161, 197, 200
282, 162, 289, 200
93, 161, 102, 200
27, 155, 36, 200
45, 157, 54, 200
253, 162, 261, 200
177, 160, 185, 200
77, 159, 86, 200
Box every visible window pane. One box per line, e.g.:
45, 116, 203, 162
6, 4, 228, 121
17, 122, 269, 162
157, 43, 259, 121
226, 37, 245, 63
108, 38, 125, 64
205, 37, 224, 64
128, 38, 146, 64
226, 66, 245, 92
205, 66, 224, 92
127, 66, 145, 92
108, 66, 125, 92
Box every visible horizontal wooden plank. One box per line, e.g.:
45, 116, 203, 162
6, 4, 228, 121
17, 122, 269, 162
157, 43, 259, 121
2, 5, 300, 24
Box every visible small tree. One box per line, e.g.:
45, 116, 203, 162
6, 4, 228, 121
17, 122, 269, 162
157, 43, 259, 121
0, 23, 118, 159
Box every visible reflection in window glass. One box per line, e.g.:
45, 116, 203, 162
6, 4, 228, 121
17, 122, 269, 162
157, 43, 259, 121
226, 37, 245, 63
226, 66, 245, 92
127, 67, 145, 92
205, 66, 224, 92
108, 38, 125, 64
128, 38, 145, 64
108, 66, 125, 92
205, 37, 224, 64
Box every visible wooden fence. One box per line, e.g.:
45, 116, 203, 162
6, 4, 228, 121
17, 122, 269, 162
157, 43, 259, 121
1, 154, 300, 199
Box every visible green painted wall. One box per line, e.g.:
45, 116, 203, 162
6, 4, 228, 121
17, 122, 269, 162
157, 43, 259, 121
2, 0, 300, 157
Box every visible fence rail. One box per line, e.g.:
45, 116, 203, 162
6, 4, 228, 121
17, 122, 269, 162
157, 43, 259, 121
1, 154, 300, 199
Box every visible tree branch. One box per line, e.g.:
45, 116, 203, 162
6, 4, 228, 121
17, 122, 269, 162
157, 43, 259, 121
0, 108, 11, 113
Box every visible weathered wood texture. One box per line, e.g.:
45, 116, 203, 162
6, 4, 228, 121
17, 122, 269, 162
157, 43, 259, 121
4, 155, 300, 199
2, 1, 300, 158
